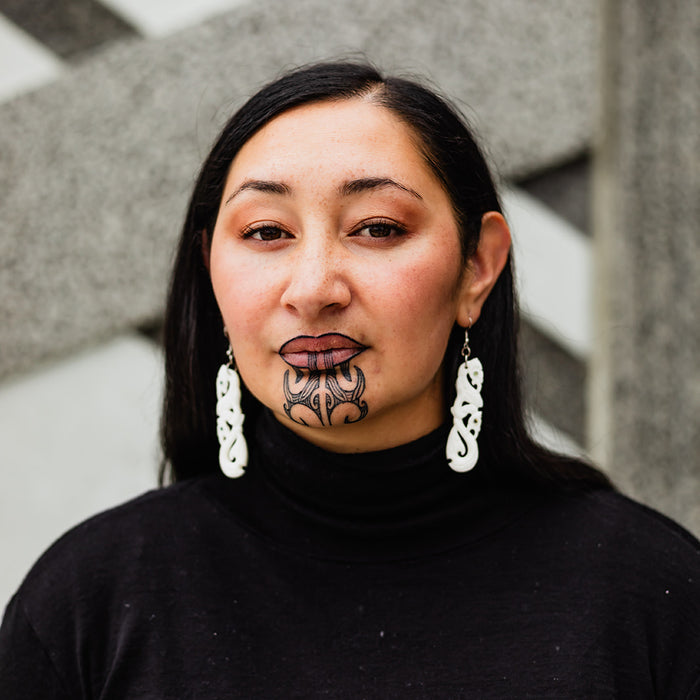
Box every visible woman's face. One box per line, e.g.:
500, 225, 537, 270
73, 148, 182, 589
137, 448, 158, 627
210, 98, 475, 452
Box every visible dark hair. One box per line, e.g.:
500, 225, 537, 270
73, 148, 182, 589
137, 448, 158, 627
160, 60, 611, 491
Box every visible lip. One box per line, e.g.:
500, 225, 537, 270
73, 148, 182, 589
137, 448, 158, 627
279, 333, 367, 371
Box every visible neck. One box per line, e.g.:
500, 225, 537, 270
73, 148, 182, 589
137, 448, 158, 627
271, 397, 449, 454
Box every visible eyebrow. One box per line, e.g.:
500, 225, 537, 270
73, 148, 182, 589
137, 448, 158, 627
225, 180, 291, 205
224, 176, 423, 206
340, 177, 423, 200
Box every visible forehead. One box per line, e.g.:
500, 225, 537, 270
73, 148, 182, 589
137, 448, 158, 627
226, 98, 434, 187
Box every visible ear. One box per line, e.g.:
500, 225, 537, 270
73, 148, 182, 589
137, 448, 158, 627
201, 229, 211, 272
456, 212, 511, 327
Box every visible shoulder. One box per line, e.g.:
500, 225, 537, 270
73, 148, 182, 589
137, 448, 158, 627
551, 488, 699, 556
36, 479, 204, 550
10, 478, 220, 610
493, 487, 700, 696
522, 488, 700, 625
0, 477, 234, 696
523, 487, 700, 566
498, 486, 700, 618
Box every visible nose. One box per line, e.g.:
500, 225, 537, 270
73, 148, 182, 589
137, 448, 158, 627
280, 236, 352, 319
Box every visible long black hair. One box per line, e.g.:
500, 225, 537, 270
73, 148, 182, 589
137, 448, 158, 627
160, 60, 611, 491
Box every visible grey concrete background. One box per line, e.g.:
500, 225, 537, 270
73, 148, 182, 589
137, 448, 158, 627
0, 335, 161, 604
590, 0, 700, 531
1, 0, 596, 379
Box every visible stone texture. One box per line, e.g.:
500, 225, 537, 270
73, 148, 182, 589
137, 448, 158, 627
0, 0, 597, 379
590, 0, 700, 534
520, 321, 586, 446
0, 0, 136, 59
518, 156, 592, 235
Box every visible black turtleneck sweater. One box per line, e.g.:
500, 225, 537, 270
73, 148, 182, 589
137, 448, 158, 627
1, 412, 699, 698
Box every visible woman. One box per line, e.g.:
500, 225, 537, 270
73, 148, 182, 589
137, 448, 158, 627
1, 62, 699, 698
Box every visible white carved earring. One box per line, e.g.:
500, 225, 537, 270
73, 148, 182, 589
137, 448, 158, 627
215, 341, 248, 478
446, 321, 484, 472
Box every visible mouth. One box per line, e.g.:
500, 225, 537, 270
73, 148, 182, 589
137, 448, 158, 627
279, 333, 368, 371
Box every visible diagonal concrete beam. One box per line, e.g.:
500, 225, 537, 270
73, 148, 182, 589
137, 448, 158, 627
0, 0, 596, 379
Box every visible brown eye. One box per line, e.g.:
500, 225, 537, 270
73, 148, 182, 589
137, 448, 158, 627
354, 220, 407, 239
366, 224, 393, 238
244, 225, 290, 241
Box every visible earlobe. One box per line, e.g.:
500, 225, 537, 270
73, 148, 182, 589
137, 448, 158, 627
456, 212, 511, 327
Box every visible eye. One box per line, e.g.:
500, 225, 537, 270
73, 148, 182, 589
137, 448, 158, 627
242, 224, 291, 241
352, 219, 407, 239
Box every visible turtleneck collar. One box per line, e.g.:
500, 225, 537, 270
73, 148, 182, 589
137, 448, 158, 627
202, 410, 537, 562
256, 409, 461, 522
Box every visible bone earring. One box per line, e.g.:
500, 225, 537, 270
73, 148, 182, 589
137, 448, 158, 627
446, 321, 484, 472
216, 338, 248, 478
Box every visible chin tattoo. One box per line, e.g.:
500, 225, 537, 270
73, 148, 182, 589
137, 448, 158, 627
283, 361, 369, 426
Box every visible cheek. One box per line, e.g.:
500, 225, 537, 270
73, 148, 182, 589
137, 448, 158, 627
364, 257, 461, 393
384, 259, 461, 334
210, 255, 272, 339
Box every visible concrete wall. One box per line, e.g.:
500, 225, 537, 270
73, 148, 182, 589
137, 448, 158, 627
1, 0, 597, 379
590, 0, 700, 531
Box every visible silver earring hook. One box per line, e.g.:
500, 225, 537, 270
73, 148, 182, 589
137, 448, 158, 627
461, 316, 473, 360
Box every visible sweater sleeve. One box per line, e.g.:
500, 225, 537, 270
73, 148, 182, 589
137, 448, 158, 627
0, 595, 72, 700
